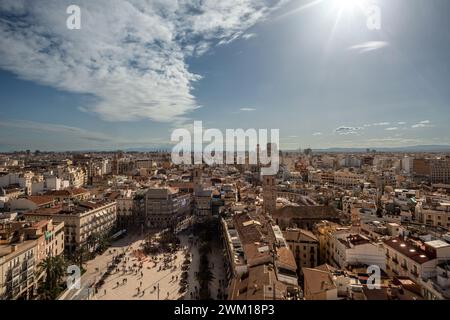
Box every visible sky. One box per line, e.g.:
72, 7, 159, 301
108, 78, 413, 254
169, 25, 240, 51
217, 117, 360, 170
0, 0, 449, 152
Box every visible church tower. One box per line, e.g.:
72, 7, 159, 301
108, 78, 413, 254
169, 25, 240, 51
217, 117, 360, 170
193, 166, 203, 190
262, 174, 276, 215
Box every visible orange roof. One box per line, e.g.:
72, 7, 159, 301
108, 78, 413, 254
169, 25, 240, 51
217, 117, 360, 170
71, 187, 89, 195
27, 196, 54, 206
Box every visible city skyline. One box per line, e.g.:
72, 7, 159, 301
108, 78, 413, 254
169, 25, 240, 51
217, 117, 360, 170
1, 0, 450, 152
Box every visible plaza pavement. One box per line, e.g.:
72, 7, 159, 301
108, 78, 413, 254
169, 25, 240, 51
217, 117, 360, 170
62, 230, 226, 300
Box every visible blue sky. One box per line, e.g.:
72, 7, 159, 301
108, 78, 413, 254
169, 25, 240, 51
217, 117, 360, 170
0, 0, 449, 151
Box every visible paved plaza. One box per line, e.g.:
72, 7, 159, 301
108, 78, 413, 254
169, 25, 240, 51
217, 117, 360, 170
61, 230, 226, 300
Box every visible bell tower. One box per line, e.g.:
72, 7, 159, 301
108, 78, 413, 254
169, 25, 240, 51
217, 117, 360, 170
263, 174, 276, 215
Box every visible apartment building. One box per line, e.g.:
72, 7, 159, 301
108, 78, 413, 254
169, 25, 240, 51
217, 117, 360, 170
324, 230, 386, 270
416, 201, 450, 229
44, 188, 91, 203
223, 211, 301, 300
144, 187, 192, 229
116, 189, 135, 228
283, 228, 319, 274
334, 171, 364, 187
314, 220, 343, 265
0, 172, 34, 195
431, 159, 450, 184
0, 219, 64, 300
194, 188, 213, 222
384, 237, 450, 299
24, 200, 116, 252
9, 196, 55, 212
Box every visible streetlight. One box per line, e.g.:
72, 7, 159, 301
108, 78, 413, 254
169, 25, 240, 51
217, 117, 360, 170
157, 282, 160, 300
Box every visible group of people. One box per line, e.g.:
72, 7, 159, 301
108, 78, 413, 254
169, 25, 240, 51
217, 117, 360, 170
94, 236, 189, 300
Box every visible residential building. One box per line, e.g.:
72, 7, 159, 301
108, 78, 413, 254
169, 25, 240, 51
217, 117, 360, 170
283, 228, 319, 275
24, 200, 116, 252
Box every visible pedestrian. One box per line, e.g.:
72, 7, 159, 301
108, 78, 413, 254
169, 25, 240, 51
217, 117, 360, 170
140, 281, 142, 287
104, 289, 106, 295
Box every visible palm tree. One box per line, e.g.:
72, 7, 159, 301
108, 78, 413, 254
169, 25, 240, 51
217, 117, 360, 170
196, 268, 215, 285
87, 233, 99, 252
72, 245, 88, 271
38, 255, 66, 300
196, 267, 215, 299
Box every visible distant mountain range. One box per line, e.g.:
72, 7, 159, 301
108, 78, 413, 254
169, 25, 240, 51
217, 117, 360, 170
5, 144, 449, 154
307, 145, 450, 153
123, 144, 450, 153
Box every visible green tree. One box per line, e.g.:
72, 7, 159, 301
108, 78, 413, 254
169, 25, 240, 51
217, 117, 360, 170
37, 255, 66, 300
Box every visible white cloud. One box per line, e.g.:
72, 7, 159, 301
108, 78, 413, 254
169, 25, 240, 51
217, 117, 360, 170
312, 132, 322, 136
240, 107, 257, 112
0, 0, 285, 123
334, 126, 363, 135
363, 122, 390, 127
385, 127, 398, 131
242, 33, 257, 40
411, 120, 434, 128
397, 121, 406, 125
348, 41, 389, 53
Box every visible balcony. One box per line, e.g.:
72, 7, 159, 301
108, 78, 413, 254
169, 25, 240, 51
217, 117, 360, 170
9, 266, 20, 278
27, 257, 35, 267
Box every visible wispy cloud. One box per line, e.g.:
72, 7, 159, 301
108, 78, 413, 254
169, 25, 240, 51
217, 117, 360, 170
348, 41, 389, 53
0, 0, 285, 124
385, 127, 398, 131
411, 120, 434, 128
240, 107, 257, 112
397, 121, 407, 125
0, 120, 112, 143
312, 132, 322, 136
242, 33, 257, 40
364, 122, 390, 127
334, 126, 363, 135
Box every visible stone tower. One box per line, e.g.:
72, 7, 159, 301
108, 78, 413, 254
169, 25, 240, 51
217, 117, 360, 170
193, 166, 203, 189
350, 207, 361, 233
262, 174, 276, 215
